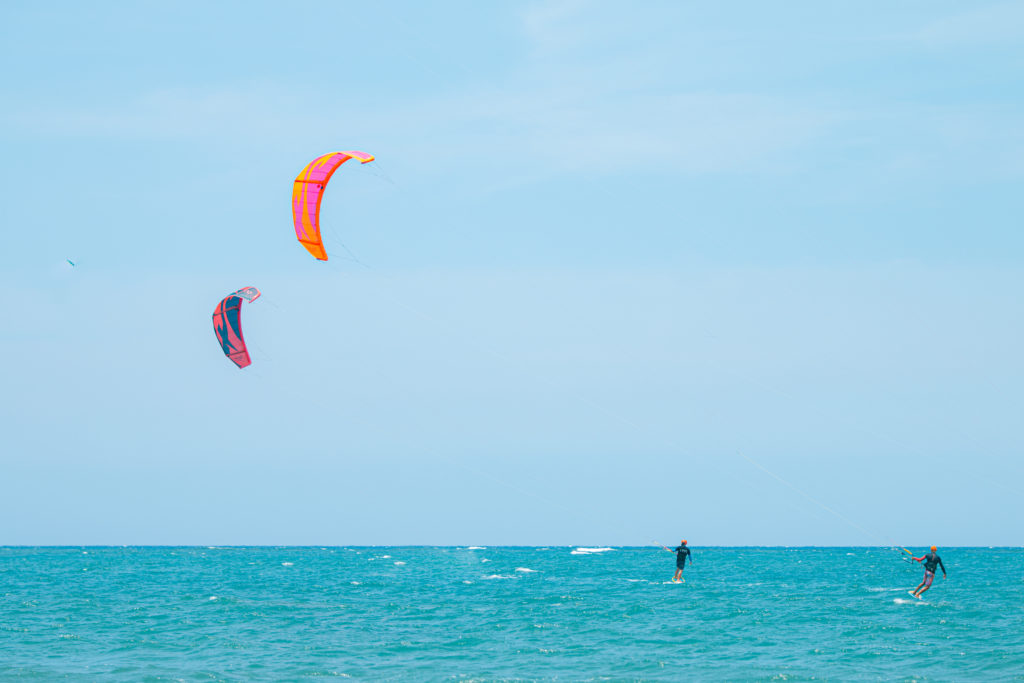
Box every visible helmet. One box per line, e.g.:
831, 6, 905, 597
681, 540, 687, 545
930, 545, 937, 551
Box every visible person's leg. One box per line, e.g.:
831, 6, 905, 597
915, 571, 934, 597
673, 568, 682, 581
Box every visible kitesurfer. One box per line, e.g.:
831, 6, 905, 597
910, 545, 946, 598
672, 540, 692, 582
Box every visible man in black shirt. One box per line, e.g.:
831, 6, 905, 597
672, 540, 692, 583
911, 545, 946, 598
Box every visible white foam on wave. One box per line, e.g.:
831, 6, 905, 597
515, 567, 537, 573
350, 581, 361, 586
282, 562, 294, 567
209, 596, 218, 601
483, 574, 516, 580
894, 598, 927, 605
381, 555, 391, 559
867, 587, 903, 593
481, 558, 491, 563
571, 547, 613, 555
467, 546, 486, 550
394, 561, 406, 566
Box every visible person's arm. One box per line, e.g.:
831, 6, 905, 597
912, 555, 923, 562
938, 557, 946, 576
688, 549, 693, 565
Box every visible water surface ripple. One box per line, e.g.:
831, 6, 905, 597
1, 547, 1021, 680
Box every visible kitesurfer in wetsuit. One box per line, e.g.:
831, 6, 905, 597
911, 546, 946, 598
673, 540, 692, 582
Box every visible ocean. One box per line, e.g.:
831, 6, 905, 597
1, 546, 1021, 680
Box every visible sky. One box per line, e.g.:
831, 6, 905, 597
1, 1, 1022, 546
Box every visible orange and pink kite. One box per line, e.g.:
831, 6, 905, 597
291, 150, 375, 261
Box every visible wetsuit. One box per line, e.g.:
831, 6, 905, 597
921, 552, 945, 587
922, 552, 945, 574
674, 545, 691, 569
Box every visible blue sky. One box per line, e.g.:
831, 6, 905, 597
1, 1, 1022, 546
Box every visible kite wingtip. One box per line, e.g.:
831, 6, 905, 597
342, 150, 375, 164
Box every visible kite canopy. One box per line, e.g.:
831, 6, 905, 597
212, 287, 261, 369
292, 150, 375, 261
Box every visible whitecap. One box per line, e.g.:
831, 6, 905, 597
350, 581, 361, 586
381, 555, 391, 559
515, 567, 537, 573
894, 598, 927, 605
394, 561, 406, 566
209, 596, 218, 601
481, 558, 491, 563
467, 546, 486, 550
483, 574, 516, 580
571, 547, 613, 555
282, 562, 294, 567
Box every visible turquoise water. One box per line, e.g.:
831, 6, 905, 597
1, 547, 1021, 680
